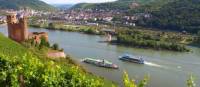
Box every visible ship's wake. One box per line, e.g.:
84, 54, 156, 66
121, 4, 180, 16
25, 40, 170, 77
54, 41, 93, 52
144, 61, 168, 69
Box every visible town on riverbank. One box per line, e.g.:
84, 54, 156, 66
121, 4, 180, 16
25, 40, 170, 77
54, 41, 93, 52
1, 8, 200, 52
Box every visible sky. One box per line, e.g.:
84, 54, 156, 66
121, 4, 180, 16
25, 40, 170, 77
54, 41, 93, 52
41, 0, 117, 4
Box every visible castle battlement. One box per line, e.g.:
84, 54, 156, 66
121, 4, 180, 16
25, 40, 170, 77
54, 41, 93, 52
7, 13, 28, 42
7, 13, 48, 43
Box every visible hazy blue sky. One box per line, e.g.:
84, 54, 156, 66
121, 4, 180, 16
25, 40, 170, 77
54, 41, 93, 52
41, 0, 117, 4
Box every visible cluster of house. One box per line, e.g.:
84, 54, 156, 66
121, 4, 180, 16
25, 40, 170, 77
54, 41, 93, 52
1, 1, 151, 27
46, 8, 151, 27
47, 9, 118, 25
1, 8, 51, 18
1, 5, 150, 27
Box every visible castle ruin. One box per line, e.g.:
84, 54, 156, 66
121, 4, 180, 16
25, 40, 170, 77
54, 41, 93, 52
6, 13, 66, 58
7, 13, 28, 42
6, 13, 48, 43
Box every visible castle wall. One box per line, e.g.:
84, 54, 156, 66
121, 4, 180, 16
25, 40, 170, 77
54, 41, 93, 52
8, 24, 22, 42
19, 17, 28, 40
7, 13, 49, 44
7, 14, 28, 42
28, 32, 48, 44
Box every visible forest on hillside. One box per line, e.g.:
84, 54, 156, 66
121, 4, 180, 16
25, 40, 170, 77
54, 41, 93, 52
0, 0, 55, 11
136, 0, 200, 33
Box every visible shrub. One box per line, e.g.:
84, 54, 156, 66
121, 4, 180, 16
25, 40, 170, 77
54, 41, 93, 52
52, 43, 59, 50
187, 75, 196, 87
123, 71, 149, 87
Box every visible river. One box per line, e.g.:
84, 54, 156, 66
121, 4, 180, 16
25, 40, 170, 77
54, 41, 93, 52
0, 24, 199, 87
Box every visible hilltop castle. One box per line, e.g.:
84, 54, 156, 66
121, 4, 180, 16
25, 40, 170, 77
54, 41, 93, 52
7, 13, 28, 42
6, 13, 66, 58
6, 13, 48, 43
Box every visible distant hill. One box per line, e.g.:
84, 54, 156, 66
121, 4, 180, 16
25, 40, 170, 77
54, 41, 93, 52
71, 0, 174, 10
72, 0, 133, 10
0, 0, 56, 11
52, 4, 74, 10
71, 0, 200, 33
137, 0, 200, 33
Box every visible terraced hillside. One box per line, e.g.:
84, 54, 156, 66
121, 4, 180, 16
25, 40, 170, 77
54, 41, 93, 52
0, 33, 114, 87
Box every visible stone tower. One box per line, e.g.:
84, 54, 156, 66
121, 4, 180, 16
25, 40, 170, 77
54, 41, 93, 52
7, 13, 28, 42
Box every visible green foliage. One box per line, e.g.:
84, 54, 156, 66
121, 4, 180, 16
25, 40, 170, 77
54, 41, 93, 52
0, 0, 56, 11
0, 54, 105, 87
138, 0, 200, 33
52, 43, 59, 50
29, 21, 102, 35
0, 33, 114, 87
72, 0, 132, 10
187, 75, 196, 87
0, 34, 28, 57
138, 76, 149, 87
84, 28, 97, 34
48, 23, 57, 29
123, 71, 148, 87
127, 0, 174, 13
116, 29, 190, 52
39, 36, 50, 49
72, 0, 174, 11
123, 71, 137, 87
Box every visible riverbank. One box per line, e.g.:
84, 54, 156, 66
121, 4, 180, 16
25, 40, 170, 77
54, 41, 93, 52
114, 29, 192, 52
0, 33, 116, 87
29, 23, 104, 35
30, 22, 194, 52
1, 25, 200, 87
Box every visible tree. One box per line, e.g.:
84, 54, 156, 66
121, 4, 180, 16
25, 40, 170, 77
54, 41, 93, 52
137, 0, 200, 33
39, 36, 49, 49
85, 28, 97, 34
52, 43, 59, 50
48, 23, 56, 29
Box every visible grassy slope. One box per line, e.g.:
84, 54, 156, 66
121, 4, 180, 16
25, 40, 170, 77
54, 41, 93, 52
0, 33, 28, 58
0, 33, 115, 87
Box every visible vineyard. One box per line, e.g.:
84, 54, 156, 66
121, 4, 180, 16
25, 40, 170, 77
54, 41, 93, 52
0, 33, 114, 87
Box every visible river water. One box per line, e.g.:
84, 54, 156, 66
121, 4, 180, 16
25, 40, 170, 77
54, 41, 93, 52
0, 24, 200, 87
